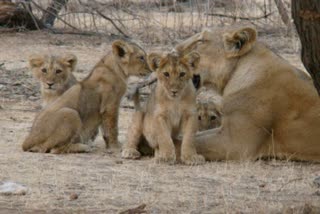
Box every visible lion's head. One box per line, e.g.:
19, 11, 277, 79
175, 26, 257, 93
112, 40, 151, 77
29, 54, 77, 94
197, 101, 221, 131
147, 51, 200, 99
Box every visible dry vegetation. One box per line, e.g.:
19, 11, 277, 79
0, 0, 320, 213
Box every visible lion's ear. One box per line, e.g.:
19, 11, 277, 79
60, 54, 77, 72
29, 55, 45, 68
112, 40, 133, 60
223, 27, 257, 58
147, 53, 162, 71
183, 51, 200, 72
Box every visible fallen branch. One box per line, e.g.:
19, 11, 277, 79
205, 11, 274, 20
119, 203, 147, 214
134, 77, 157, 89
125, 75, 157, 100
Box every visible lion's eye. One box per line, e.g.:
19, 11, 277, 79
56, 69, 62, 74
41, 68, 47, 73
163, 72, 169, 77
210, 115, 217, 120
139, 56, 145, 62
179, 72, 186, 78
198, 116, 201, 120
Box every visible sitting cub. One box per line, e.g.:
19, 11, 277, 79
22, 40, 151, 153
29, 54, 77, 107
197, 100, 221, 131
122, 51, 205, 165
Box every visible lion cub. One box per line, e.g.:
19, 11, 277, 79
197, 101, 221, 131
29, 54, 77, 107
22, 40, 151, 154
122, 51, 205, 165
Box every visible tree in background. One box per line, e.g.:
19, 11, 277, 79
41, 0, 69, 27
292, 0, 320, 95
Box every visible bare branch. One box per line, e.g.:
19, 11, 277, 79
205, 11, 274, 20
78, 0, 129, 38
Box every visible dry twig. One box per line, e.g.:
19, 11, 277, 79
205, 11, 274, 20
119, 203, 147, 214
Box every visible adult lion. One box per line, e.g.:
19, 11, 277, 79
175, 26, 320, 161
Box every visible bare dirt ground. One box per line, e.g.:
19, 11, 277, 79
0, 31, 320, 214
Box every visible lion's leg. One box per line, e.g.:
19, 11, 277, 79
122, 111, 144, 159
101, 104, 120, 149
194, 114, 267, 161
22, 133, 46, 152
79, 116, 101, 144
50, 134, 91, 154
146, 117, 176, 164
51, 143, 91, 154
180, 115, 205, 165
41, 108, 82, 154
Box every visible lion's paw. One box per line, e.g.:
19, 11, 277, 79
181, 154, 205, 165
155, 151, 176, 165
121, 148, 141, 159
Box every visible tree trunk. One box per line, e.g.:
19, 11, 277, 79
0, 1, 44, 30
41, 0, 69, 27
292, 0, 320, 95
274, 0, 291, 26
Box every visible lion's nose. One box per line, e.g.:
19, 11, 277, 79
47, 82, 54, 87
171, 90, 178, 96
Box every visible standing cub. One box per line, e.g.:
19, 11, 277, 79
122, 51, 205, 165
22, 40, 151, 153
29, 54, 78, 107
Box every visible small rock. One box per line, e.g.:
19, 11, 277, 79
313, 176, 320, 188
69, 193, 78, 201
29, 96, 38, 101
259, 183, 266, 188
0, 182, 28, 196
115, 160, 123, 164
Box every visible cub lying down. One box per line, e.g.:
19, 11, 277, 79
197, 100, 221, 131
122, 51, 205, 165
28, 54, 78, 107
22, 40, 151, 153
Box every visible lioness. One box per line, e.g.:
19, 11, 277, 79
29, 54, 77, 107
22, 40, 151, 153
122, 51, 205, 165
174, 26, 320, 161
197, 101, 221, 131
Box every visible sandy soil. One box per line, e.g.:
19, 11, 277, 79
0, 31, 320, 213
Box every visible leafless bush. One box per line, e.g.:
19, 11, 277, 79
10, 0, 293, 44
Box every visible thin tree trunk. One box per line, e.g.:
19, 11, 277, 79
292, 0, 320, 95
274, 0, 294, 35
41, 0, 69, 27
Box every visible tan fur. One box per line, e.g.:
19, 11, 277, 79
22, 40, 151, 153
197, 101, 221, 131
122, 51, 205, 165
175, 25, 320, 161
29, 54, 78, 107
